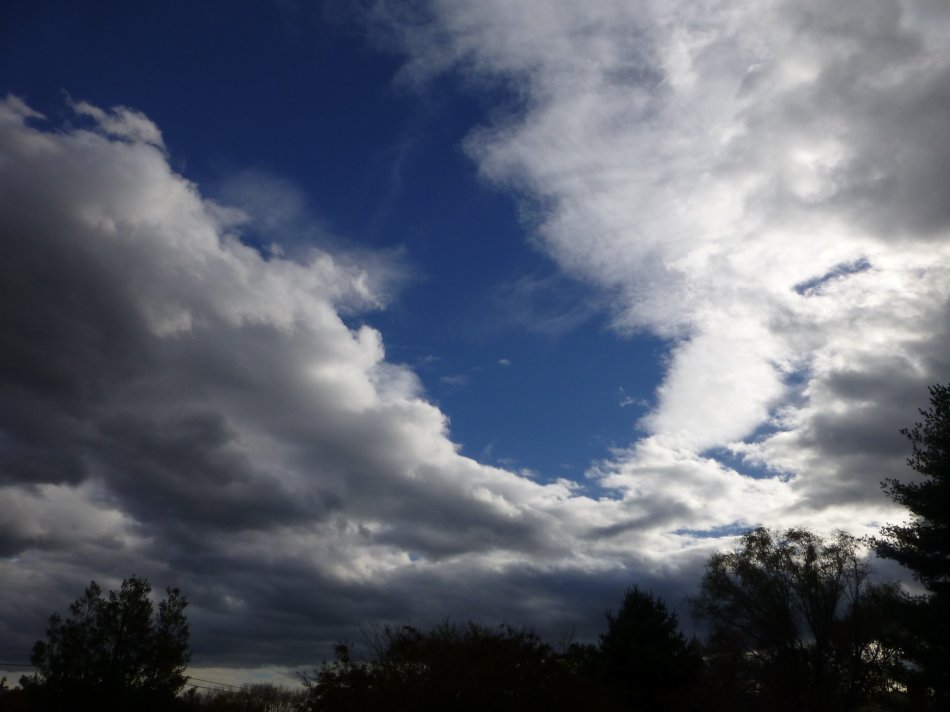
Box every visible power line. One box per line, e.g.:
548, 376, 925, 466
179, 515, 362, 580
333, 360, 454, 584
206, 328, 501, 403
0, 667, 295, 698
186, 675, 243, 690
183, 681, 261, 698
184, 681, 242, 694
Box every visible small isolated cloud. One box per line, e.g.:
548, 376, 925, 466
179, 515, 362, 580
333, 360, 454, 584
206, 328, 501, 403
617, 387, 647, 409
490, 270, 602, 336
498, 358, 511, 366
440, 373, 470, 387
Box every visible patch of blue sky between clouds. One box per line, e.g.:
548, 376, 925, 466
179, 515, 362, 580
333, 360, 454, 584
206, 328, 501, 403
700, 447, 787, 482
674, 522, 753, 540
793, 258, 873, 297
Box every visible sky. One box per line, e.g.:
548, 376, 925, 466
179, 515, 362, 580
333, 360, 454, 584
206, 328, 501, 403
2, 0, 949, 684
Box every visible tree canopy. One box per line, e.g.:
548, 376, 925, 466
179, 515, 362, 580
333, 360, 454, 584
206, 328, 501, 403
876, 383, 950, 704
304, 621, 620, 712
597, 586, 702, 710
23, 576, 190, 711
877, 383, 950, 592
303, 591, 707, 712
690, 527, 900, 711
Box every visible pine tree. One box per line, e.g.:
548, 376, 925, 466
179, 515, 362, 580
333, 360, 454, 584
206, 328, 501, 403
598, 586, 702, 710
876, 383, 950, 704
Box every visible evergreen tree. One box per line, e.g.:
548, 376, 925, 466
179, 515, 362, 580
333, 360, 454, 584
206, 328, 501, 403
876, 383, 950, 705
597, 586, 702, 710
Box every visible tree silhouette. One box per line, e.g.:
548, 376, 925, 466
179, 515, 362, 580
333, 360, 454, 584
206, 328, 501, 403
304, 621, 619, 712
22, 576, 190, 712
691, 527, 899, 711
876, 383, 950, 705
597, 586, 702, 710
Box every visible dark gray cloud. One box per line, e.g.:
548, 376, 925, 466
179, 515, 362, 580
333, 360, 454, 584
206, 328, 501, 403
749, 0, 950, 241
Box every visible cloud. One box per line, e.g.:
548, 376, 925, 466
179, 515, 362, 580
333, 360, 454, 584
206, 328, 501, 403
381, 0, 949, 534
617, 388, 647, 409
439, 373, 470, 387
0, 95, 698, 668
489, 270, 602, 336
68, 98, 167, 149
214, 168, 413, 309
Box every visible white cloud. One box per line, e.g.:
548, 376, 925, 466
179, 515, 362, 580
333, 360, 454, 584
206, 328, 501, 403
617, 388, 647, 409
69, 98, 167, 149
384, 0, 950, 534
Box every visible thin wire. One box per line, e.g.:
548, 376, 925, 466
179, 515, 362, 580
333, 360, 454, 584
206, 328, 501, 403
184, 681, 241, 693
0, 666, 287, 697
186, 675, 243, 689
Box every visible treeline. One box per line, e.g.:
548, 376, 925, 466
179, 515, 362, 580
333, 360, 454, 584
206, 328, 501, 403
299, 526, 935, 711
3, 385, 947, 711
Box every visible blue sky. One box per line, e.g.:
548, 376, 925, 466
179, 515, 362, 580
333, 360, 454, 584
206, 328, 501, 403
2, 0, 950, 683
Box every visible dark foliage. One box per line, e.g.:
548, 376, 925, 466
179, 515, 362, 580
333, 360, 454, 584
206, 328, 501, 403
876, 383, 950, 705
21, 576, 190, 712
597, 586, 703, 710
303, 621, 621, 712
691, 527, 902, 711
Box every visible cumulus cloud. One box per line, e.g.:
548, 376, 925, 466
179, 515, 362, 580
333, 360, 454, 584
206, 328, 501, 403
0, 95, 693, 667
